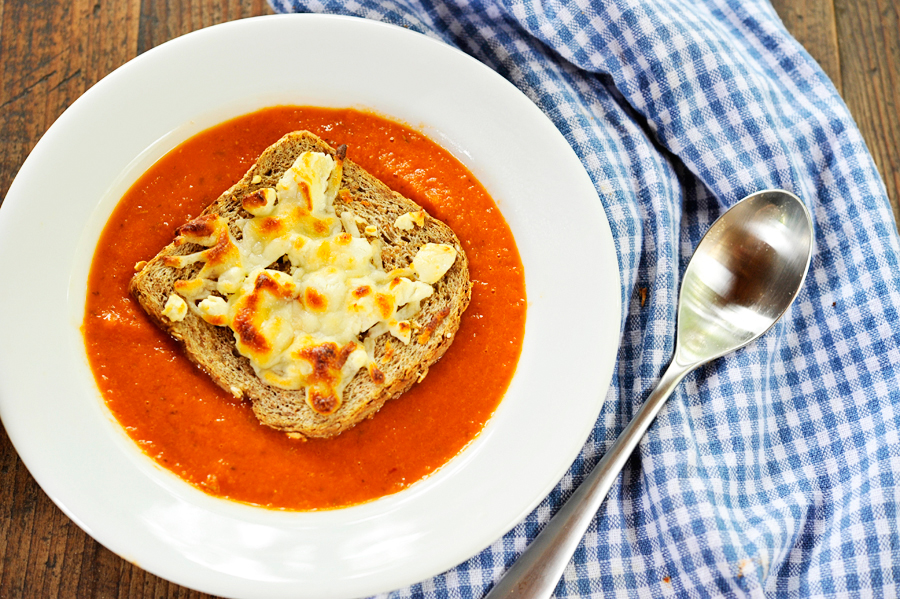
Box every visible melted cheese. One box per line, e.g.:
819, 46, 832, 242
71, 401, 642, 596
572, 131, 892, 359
395, 210, 426, 230
162, 294, 187, 322
164, 151, 457, 415
414, 243, 458, 284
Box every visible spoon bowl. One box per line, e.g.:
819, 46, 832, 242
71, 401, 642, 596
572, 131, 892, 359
677, 190, 813, 365
486, 189, 813, 599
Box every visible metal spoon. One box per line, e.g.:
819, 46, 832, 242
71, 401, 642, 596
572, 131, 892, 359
486, 189, 814, 599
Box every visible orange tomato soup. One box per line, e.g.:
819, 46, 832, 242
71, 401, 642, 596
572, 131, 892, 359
83, 107, 525, 510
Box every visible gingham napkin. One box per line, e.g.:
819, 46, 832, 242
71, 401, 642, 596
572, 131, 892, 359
271, 0, 900, 596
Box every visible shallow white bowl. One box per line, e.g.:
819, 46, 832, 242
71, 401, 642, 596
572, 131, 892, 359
0, 14, 620, 599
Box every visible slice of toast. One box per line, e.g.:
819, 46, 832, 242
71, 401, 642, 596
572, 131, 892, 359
130, 131, 472, 439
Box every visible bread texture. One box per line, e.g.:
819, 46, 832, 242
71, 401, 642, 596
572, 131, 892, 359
130, 131, 471, 439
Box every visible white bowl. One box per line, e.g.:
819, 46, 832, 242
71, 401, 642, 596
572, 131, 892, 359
0, 14, 620, 599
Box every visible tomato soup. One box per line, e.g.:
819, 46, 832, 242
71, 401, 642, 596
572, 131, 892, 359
83, 107, 525, 510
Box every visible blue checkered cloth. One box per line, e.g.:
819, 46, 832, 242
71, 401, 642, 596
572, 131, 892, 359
271, 0, 900, 596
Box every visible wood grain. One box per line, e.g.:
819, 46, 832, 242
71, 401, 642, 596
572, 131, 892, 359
833, 0, 900, 226
0, 0, 898, 597
771, 0, 900, 226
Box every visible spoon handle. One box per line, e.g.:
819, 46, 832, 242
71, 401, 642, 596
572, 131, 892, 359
485, 359, 694, 599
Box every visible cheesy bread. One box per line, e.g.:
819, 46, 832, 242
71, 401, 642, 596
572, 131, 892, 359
130, 131, 471, 439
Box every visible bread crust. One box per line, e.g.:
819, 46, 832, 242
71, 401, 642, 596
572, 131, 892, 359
130, 131, 472, 439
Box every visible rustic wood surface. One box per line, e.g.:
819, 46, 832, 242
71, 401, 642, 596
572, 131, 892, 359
0, 0, 898, 596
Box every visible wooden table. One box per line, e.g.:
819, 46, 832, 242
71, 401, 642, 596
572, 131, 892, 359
0, 1, 897, 596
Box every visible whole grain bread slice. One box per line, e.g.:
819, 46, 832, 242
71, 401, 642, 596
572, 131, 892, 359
130, 130, 472, 439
